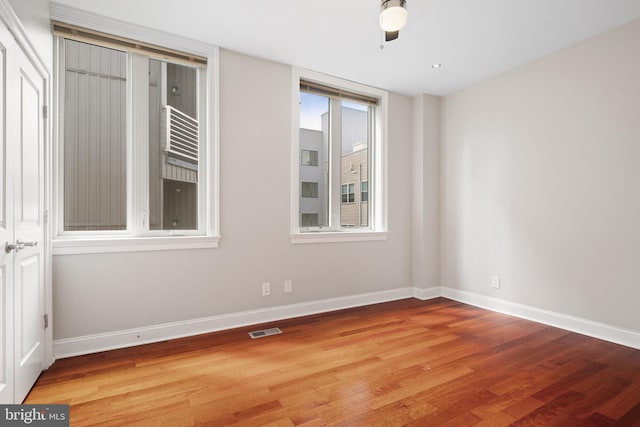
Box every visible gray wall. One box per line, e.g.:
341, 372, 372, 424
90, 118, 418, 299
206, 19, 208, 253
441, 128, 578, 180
13, 0, 640, 345
440, 19, 640, 331
412, 94, 440, 291
52, 50, 414, 339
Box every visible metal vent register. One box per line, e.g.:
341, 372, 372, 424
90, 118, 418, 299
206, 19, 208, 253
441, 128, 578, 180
249, 328, 282, 339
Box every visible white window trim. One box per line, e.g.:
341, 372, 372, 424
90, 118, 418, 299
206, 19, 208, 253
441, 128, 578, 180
291, 68, 388, 244
51, 4, 220, 254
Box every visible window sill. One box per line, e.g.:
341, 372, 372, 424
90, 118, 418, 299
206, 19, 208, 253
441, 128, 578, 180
290, 230, 388, 244
52, 235, 221, 255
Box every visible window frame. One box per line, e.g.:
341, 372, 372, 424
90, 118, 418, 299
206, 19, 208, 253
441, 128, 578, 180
291, 68, 388, 244
51, 6, 220, 254
301, 149, 318, 166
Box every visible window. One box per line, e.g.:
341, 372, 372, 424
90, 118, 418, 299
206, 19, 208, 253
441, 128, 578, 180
301, 149, 318, 166
301, 213, 319, 227
53, 19, 219, 253
341, 184, 355, 203
292, 70, 387, 243
301, 182, 319, 198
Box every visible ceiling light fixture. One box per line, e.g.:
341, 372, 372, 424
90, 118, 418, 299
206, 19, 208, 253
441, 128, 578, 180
380, 0, 407, 42
432, 63, 442, 69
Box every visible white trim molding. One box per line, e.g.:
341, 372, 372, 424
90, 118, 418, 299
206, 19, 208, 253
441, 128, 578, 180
53, 284, 640, 359
0, 0, 49, 76
441, 287, 640, 350
54, 287, 416, 358
291, 231, 388, 244
52, 235, 221, 255
412, 287, 442, 300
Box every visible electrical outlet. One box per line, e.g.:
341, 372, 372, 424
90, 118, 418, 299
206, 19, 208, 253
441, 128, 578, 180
491, 276, 500, 289
261, 282, 271, 296
284, 280, 292, 293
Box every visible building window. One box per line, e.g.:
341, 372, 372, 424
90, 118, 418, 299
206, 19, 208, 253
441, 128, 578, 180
301, 213, 319, 227
341, 183, 355, 203
54, 20, 218, 251
292, 70, 387, 241
301, 149, 318, 166
301, 182, 319, 198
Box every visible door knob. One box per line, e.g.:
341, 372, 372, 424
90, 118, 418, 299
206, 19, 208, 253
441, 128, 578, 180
5, 242, 24, 253
5, 240, 37, 253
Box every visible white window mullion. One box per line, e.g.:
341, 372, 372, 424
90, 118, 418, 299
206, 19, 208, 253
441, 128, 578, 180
373, 97, 387, 232
129, 53, 150, 235
196, 67, 207, 235
367, 106, 375, 229
55, 37, 66, 238
329, 98, 341, 231
291, 72, 302, 234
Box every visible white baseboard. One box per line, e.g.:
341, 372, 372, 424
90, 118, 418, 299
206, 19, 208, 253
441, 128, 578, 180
441, 287, 640, 350
53, 287, 415, 358
412, 287, 442, 300
53, 285, 640, 359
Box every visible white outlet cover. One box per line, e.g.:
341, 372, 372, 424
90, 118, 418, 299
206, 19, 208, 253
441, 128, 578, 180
284, 280, 292, 293
262, 282, 271, 296
491, 276, 500, 289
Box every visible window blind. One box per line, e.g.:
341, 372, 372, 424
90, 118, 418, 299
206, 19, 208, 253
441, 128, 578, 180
300, 80, 379, 106
53, 21, 207, 67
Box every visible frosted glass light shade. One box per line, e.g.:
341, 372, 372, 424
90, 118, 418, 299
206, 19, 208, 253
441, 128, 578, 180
380, 0, 407, 32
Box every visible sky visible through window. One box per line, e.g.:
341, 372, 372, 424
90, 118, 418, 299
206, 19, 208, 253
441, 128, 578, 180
299, 92, 327, 131
299, 92, 367, 131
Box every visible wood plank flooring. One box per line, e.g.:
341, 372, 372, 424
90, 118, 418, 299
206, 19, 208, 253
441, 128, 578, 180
26, 298, 640, 426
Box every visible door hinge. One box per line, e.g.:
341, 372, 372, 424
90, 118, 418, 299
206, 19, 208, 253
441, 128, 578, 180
43, 105, 48, 119
43, 209, 48, 224
44, 314, 49, 329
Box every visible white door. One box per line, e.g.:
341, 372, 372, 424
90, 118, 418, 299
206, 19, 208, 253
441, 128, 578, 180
0, 22, 16, 405
0, 18, 46, 404
12, 37, 45, 403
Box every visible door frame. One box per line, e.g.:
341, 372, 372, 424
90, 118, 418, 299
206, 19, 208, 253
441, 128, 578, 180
0, 0, 53, 370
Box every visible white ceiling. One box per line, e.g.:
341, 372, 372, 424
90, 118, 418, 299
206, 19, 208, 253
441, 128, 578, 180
52, 0, 640, 96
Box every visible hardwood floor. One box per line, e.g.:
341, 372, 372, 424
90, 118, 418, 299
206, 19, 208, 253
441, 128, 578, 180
26, 298, 640, 426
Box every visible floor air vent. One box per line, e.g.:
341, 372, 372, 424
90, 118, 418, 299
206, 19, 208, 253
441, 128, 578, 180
249, 328, 282, 339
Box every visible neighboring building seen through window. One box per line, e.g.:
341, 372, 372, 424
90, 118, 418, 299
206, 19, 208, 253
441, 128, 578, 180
63, 40, 127, 231
149, 59, 199, 230
298, 85, 372, 229
59, 33, 208, 238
